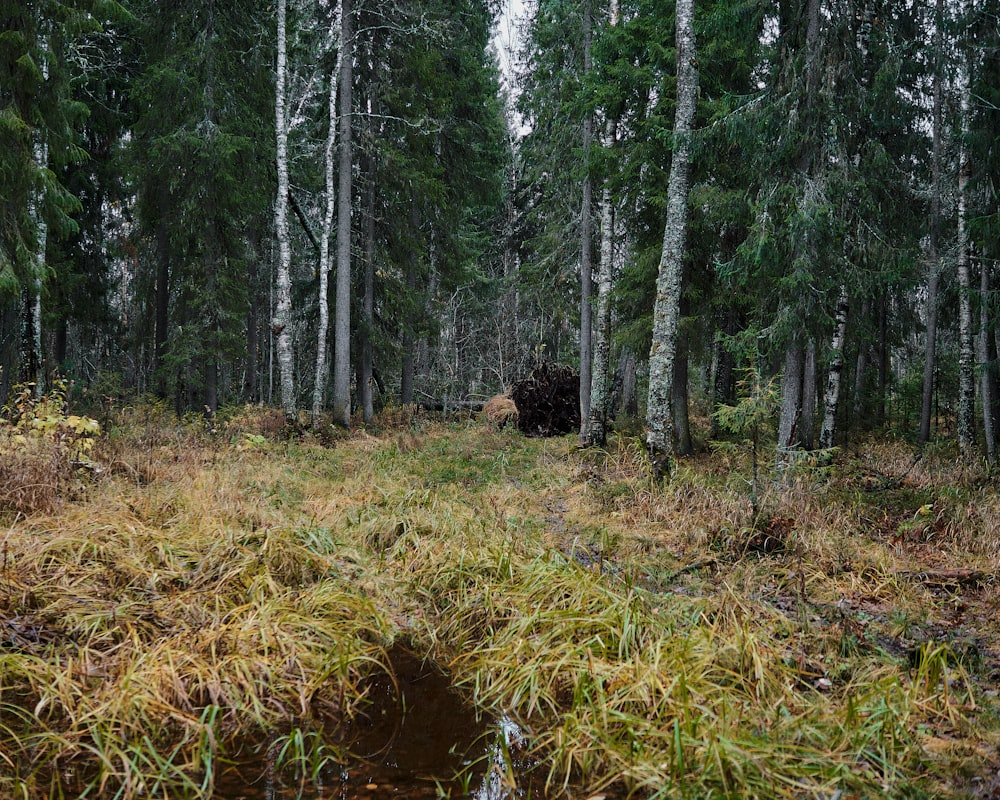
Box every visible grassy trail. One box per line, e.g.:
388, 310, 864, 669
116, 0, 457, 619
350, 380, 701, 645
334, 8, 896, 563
1, 405, 999, 798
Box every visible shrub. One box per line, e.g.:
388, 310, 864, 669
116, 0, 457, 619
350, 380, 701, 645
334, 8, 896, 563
0, 381, 101, 515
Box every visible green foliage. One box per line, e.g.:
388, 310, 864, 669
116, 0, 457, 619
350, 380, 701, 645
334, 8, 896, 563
713, 367, 779, 443
713, 363, 778, 516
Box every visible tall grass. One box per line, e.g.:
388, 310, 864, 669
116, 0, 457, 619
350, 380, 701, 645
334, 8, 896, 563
0, 407, 993, 797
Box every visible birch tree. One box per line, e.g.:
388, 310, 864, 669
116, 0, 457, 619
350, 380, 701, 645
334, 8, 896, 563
29, 37, 49, 397
584, 0, 619, 448
274, 0, 296, 422
312, 3, 342, 428
819, 286, 849, 449
646, 0, 697, 479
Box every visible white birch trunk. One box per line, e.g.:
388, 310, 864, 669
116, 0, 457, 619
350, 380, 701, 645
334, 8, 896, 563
645, 0, 696, 479
819, 286, 849, 449
311, 6, 342, 428
31, 143, 47, 398
331, 0, 353, 427
584, 0, 619, 447
586, 150, 615, 445
273, 0, 296, 422
30, 35, 49, 398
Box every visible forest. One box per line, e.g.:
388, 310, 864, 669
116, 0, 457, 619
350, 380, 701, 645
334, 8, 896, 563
3, 0, 1000, 798
0, 0, 995, 464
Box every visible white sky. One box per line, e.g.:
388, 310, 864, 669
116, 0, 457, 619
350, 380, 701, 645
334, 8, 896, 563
492, 0, 530, 135
492, 0, 527, 90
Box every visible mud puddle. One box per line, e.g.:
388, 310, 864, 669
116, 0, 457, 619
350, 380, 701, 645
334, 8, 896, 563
212, 646, 542, 799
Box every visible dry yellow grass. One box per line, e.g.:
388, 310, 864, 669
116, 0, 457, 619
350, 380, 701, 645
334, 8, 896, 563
0, 406, 997, 798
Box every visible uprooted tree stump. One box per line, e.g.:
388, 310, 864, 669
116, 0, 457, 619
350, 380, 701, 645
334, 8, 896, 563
511, 363, 580, 437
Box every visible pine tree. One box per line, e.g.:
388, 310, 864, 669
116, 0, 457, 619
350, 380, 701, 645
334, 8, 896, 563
0, 1, 115, 396
130, 0, 274, 413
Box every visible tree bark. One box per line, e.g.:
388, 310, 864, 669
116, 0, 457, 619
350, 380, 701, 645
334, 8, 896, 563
957, 56, 975, 459
312, 6, 342, 428
579, 0, 594, 439
359, 143, 376, 423
673, 329, 692, 455
920, 0, 944, 447
29, 34, 48, 398
777, 338, 804, 455
877, 292, 889, 425
331, 0, 353, 427
799, 338, 817, 450
154, 177, 171, 400
273, 0, 296, 423
401, 209, 418, 405
980, 258, 996, 464
646, 0, 697, 479
586, 127, 618, 446
245, 226, 262, 403
819, 286, 849, 449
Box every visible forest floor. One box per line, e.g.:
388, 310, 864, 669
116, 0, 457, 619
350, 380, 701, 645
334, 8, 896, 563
2, 400, 1000, 799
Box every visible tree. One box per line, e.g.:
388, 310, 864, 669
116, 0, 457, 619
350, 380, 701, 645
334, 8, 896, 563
0, 1, 109, 397
330, 0, 353, 427
274, 0, 295, 421
584, 0, 619, 448
130, 0, 273, 414
645, 0, 697, 479
312, 1, 341, 428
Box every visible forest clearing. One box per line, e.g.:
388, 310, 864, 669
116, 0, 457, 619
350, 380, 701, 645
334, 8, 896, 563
5, 0, 1000, 795
2, 397, 1000, 799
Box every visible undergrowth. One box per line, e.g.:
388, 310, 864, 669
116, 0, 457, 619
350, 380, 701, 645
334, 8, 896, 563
0, 404, 996, 798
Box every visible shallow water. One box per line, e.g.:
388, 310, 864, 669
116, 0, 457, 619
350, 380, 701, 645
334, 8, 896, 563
211, 646, 541, 799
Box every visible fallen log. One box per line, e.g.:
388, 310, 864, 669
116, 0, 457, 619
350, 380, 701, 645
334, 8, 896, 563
896, 569, 995, 589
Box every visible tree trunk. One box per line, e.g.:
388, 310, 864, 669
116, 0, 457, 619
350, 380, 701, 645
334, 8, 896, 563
245, 226, 261, 403
957, 57, 975, 459
273, 0, 296, 423
819, 286, 849, 449
578, 0, 594, 438
584, 0, 619, 448
920, 0, 944, 447
155, 183, 170, 400
30, 167, 46, 397
359, 151, 376, 424
586, 143, 617, 445
980, 258, 996, 463
401, 218, 417, 405
877, 292, 889, 425
777, 338, 804, 454
29, 35, 48, 398
331, 0, 353, 427
673, 329, 692, 455
312, 7, 342, 428
799, 338, 816, 450
851, 299, 869, 422
645, 0, 697, 479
